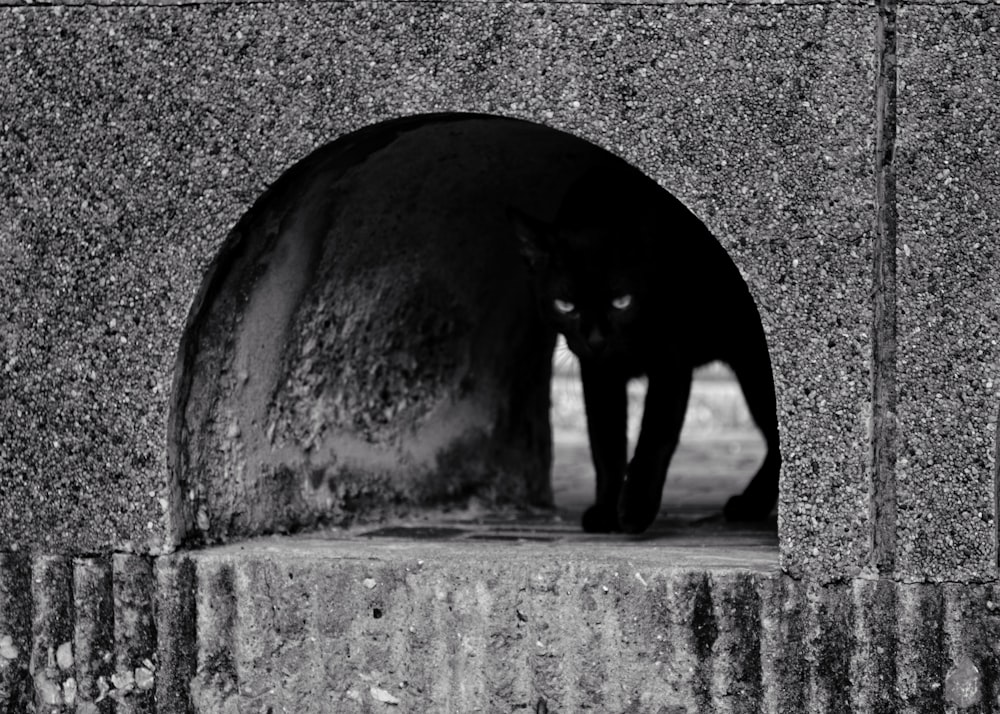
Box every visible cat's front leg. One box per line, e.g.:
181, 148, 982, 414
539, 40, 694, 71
618, 368, 692, 534
580, 363, 628, 533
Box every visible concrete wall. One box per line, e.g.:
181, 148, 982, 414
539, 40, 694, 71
3, 0, 1000, 709
1, 0, 996, 580
895, 4, 1000, 581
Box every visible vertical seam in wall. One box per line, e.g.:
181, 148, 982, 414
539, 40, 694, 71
871, 0, 898, 574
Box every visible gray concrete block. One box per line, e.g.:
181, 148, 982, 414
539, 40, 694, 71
1, 1, 877, 575
896, 5, 1000, 580
939, 582, 1000, 709
0, 553, 32, 710
29, 556, 75, 711
72, 558, 114, 712
2, 0, 998, 708
762, 574, 809, 711
111, 555, 157, 713
6, 538, 1000, 712
153, 556, 197, 714
0, 554, 163, 711
895, 582, 947, 710
182, 538, 781, 712
852, 578, 899, 713
809, 581, 854, 713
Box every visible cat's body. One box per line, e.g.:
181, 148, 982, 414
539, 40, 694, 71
513, 157, 780, 534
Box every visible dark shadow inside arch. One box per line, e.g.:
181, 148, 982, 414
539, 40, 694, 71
168, 112, 777, 545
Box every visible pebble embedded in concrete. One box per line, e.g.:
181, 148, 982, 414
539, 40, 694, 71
944, 655, 982, 709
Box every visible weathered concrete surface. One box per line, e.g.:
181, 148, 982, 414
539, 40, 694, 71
183, 537, 777, 713
1, 2, 876, 571
173, 116, 583, 545
893, 4, 1000, 582
0, 554, 161, 712
6, 534, 1000, 712
0, 0, 996, 709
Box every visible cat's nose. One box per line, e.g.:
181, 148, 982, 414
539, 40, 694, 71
586, 327, 606, 353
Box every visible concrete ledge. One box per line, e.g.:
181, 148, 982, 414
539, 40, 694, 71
3, 533, 999, 712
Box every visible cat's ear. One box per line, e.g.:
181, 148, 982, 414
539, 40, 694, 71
507, 206, 551, 271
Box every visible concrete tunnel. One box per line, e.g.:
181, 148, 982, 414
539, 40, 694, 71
168, 113, 750, 544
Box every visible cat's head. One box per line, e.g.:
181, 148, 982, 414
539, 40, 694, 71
510, 207, 645, 364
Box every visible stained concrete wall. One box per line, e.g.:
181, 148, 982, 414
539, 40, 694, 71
4, 536, 1000, 713
0, 0, 997, 582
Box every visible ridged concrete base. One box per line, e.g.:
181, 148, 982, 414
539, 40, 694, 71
1, 535, 997, 712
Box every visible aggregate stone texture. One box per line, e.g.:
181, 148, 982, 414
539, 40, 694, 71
1, 1, 874, 570
895, 5, 1000, 581
5, 537, 1000, 712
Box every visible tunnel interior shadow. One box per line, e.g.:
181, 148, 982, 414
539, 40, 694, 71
170, 112, 775, 545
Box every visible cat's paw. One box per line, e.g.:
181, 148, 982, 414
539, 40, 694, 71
617, 491, 659, 534
617, 470, 663, 534
723, 493, 775, 522
617, 502, 658, 535
582, 504, 620, 533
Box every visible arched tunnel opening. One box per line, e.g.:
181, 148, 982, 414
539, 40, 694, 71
169, 113, 771, 544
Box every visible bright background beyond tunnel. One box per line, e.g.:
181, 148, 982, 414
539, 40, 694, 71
549, 338, 766, 523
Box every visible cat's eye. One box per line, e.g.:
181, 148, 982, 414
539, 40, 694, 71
554, 299, 576, 314
611, 294, 632, 310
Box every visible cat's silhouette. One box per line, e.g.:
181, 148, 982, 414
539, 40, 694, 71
511, 156, 780, 533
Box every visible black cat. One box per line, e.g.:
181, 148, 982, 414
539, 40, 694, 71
511, 156, 780, 534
